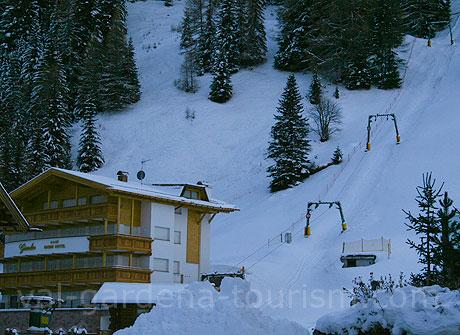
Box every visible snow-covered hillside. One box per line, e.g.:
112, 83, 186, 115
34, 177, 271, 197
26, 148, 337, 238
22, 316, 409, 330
73, 0, 460, 329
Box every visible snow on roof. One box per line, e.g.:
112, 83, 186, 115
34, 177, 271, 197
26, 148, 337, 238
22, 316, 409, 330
35, 168, 238, 213
91, 282, 187, 304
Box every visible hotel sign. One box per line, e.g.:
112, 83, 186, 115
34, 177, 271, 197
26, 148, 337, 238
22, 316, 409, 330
5, 236, 89, 258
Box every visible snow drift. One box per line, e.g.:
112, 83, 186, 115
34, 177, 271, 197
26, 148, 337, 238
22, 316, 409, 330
314, 285, 460, 335
114, 278, 309, 335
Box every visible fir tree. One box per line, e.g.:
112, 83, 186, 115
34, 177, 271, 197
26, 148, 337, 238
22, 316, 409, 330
308, 74, 322, 105
267, 74, 311, 192
209, 48, 232, 103
404, 173, 444, 286
215, 0, 240, 74
198, 0, 217, 73
331, 146, 343, 164
402, 0, 450, 38
334, 86, 340, 99
436, 192, 460, 288
121, 38, 141, 104
241, 0, 267, 67
369, 0, 403, 89
77, 104, 105, 173
176, 52, 199, 93
164, 0, 173, 7
274, 0, 316, 71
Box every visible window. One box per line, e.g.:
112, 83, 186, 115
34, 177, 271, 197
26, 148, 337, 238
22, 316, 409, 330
154, 226, 170, 241
78, 197, 87, 206
153, 258, 169, 272
63, 199, 76, 208
174, 231, 181, 244
173, 261, 180, 275
90, 195, 106, 204
43, 201, 59, 210
183, 190, 199, 200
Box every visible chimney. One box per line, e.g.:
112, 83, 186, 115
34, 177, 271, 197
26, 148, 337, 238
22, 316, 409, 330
117, 171, 129, 182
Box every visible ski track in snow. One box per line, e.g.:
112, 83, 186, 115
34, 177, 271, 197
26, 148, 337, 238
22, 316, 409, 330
70, 0, 460, 329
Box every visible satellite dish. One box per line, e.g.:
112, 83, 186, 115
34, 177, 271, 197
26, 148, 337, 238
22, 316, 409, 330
137, 170, 146, 181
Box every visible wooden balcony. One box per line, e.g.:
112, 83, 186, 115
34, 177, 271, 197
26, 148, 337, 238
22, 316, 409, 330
0, 267, 151, 290
24, 204, 118, 226
89, 234, 152, 254
0, 244, 4, 258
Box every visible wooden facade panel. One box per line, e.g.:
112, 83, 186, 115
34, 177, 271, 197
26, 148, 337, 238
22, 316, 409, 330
0, 267, 151, 290
89, 235, 152, 254
186, 211, 201, 264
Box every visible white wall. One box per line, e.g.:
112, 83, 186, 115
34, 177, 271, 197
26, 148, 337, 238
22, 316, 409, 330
142, 203, 212, 284
149, 202, 175, 283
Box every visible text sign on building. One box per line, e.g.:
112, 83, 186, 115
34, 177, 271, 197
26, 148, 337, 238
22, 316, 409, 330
4, 236, 90, 258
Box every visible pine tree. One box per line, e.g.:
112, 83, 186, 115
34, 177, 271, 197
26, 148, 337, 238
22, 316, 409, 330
331, 146, 343, 164
179, 0, 205, 74
198, 0, 217, 73
100, 2, 140, 112
240, 0, 267, 67
334, 86, 340, 99
29, 25, 72, 170
77, 104, 105, 173
369, 0, 403, 89
404, 173, 444, 286
308, 74, 322, 105
209, 47, 232, 103
176, 52, 199, 93
164, 0, 173, 7
401, 0, 444, 38
121, 38, 141, 104
267, 75, 311, 192
436, 192, 460, 288
274, 0, 316, 71
215, 0, 240, 74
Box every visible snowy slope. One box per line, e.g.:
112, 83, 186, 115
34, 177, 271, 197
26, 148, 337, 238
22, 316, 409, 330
72, 0, 460, 329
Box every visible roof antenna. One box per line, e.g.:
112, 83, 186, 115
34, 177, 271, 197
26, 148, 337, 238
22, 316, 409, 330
138, 159, 151, 185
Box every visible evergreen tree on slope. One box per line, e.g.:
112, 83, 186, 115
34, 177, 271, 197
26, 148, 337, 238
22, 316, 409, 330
240, 0, 267, 67
436, 192, 460, 288
77, 104, 105, 173
198, 0, 217, 73
209, 46, 232, 103
369, 0, 403, 89
274, 0, 315, 71
267, 74, 311, 192
404, 173, 443, 286
29, 31, 72, 170
308, 73, 322, 105
215, 0, 240, 74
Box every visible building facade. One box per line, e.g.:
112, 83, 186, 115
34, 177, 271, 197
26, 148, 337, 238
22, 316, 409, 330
0, 168, 237, 331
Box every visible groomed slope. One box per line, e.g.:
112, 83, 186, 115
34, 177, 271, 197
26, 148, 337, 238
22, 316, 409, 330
74, 0, 460, 329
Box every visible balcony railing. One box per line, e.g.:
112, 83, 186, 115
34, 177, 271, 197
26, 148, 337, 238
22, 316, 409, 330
0, 267, 151, 290
89, 234, 152, 254
24, 204, 118, 226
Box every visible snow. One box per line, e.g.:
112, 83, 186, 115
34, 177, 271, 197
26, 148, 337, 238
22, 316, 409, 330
67, 0, 460, 331
315, 285, 460, 335
114, 278, 309, 335
91, 282, 186, 304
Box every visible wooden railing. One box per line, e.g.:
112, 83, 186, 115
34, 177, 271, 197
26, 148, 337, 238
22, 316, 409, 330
89, 234, 152, 254
0, 267, 151, 289
24, 204, 118, 225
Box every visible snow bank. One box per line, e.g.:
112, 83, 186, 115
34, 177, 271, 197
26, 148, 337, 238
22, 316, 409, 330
315, 285, 460, 335
114, 278, 309, 335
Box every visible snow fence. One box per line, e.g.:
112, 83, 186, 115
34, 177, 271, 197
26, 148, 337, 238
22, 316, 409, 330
114, 277, 309, 335
315, 285, 460, 335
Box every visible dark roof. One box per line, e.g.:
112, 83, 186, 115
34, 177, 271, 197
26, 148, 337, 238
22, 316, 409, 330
0, 182, 30, 233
